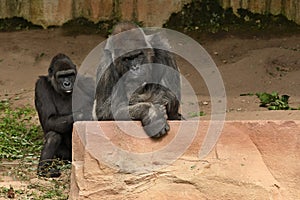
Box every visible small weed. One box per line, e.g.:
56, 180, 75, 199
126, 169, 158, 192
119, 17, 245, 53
190, 165, 197, 170
35, 52, 46, 62
188, 111, 206, 118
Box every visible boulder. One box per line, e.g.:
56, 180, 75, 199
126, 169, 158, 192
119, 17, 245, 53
70, 120, 300, 199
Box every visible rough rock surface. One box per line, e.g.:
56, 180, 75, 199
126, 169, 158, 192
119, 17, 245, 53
0, 0, 189, 28
220, 0, 300, 25
0, 0, 299, 28
70, 120, 300, 200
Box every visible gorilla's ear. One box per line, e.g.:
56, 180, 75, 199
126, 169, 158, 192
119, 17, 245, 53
104, 40, 114, 63
48, 66, 54, 77
146, 31, 171, 50
72, 64, 77, 70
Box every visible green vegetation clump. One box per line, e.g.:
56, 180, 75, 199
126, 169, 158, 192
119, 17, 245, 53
241, 92, 300, 110
0, 17, 42, 31
164, 0, 300, 34
61, 17, 144, 36
256, 92, 296, 110
0, 101, 71, 199
0, 100, 43, 160
0, 173, 71, 199
60, 17, 113, 36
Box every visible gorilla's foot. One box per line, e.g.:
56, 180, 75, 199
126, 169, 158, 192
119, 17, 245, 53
37, 160, 61, 178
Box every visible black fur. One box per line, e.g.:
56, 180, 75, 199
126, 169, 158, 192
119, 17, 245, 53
94, 22, 181, 138
35, 53, 76, 177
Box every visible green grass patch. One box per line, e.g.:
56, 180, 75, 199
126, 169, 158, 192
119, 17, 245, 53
0, 100, 43, 160
0, 101, 70, 199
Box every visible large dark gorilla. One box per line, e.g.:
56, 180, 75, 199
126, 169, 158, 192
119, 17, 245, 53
94, 22, 181, 138
35, 53, 77, 177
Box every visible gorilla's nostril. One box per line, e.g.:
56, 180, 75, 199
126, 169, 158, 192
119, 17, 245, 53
63, 81, 71, 87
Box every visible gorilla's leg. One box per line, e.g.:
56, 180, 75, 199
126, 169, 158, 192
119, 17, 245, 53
37, 131, 62, 178
56, 135, 72, 162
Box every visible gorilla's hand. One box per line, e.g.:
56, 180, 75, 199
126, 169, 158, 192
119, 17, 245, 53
142, 104, 170, 138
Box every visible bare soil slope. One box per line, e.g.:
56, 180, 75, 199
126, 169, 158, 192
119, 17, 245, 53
0, 29, 299, 119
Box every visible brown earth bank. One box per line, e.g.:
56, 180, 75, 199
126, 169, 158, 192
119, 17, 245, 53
0, 28, 299, 199
0, 28, 299, 119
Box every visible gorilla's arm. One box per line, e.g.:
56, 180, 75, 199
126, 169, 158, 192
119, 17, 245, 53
113, 101, 169, 138
46, 115, 73, 134
35, 77, 73, 134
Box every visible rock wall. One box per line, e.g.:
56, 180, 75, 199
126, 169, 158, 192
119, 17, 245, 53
0, 0, 299, 28
219, 0, 300, 25
0, 0, 190, 28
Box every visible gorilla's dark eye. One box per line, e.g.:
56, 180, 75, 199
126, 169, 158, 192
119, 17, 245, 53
122, 57, 129, 62
57, 72, 75, 79
56, 70, 76, 80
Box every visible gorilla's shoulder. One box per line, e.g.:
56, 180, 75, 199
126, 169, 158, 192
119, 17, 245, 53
36, 75, 48, 81
35, 76, 51, 89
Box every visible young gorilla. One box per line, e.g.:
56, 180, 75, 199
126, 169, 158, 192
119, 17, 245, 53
94, 22, 181, 138
35, 53, 77, 177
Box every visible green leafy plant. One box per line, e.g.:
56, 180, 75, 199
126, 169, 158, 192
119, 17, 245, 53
0, 101, 71, 199
256, 92, 294, 110
0, 100, 43, 159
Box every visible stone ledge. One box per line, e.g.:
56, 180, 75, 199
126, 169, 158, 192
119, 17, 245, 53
70, 120, 300, 200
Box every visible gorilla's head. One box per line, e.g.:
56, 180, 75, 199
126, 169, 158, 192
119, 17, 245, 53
48, 53, 77, 95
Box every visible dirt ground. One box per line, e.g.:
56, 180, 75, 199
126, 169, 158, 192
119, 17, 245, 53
0, 28, 300, 198
0, 28, 300, 119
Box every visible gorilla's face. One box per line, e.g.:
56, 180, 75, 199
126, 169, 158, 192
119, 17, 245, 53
49, 57, 77, 95
55, 69, 76, 94
115, 49, 154, 84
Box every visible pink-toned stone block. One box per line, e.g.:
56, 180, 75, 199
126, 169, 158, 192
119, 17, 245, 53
70, 120, 300, 200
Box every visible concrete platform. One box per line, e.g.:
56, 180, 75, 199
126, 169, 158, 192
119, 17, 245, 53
70, 120, 300, 200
